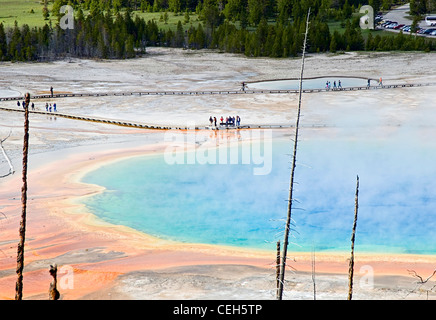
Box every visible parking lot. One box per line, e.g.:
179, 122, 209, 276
377, 3, 436, 37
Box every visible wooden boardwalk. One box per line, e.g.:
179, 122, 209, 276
0, 105, 294, 130
0, 82, 435, 102
1, 81, 435, 130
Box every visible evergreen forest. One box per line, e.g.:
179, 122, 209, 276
0, 0, 435, 62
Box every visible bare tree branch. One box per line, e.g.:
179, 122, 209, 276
408, 269, 436, 284
0, 131, 15, 178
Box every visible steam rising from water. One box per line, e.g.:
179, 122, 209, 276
81, 86, 436, 254
81, 131, 436, 254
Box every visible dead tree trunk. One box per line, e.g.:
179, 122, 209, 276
49, 264, 60, 300
15, 93, 30, 301
312, 247, 316, 300
347, 175, 359, 300
277, 8, 311, 300
276, 240, 280, 296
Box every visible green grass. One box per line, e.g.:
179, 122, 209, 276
0, 0, 201, 32
0, 0, 57, 28
133, 11, 201, 31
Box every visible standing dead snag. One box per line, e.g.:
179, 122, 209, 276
277, 8, 311, 300
49, 264, 60, 300
15, 93, 30, 301
312, 247, 316, 300
276, 240, 281, 296
348, 175, 359, 300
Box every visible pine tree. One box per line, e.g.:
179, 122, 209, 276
195, 23, 206, 48
277, 0, 292, 24
365, 32, 374, 51
0, 23, 7, 60
52, 0, 67, 20
271, 25, 284, 57
8, 22, 22, 61
42, 0, 50, 20
169, 0, 181, 13
125, 35, 135, 58
330, 31, 338, 52
248, 0, 263, 25
200, 0, 223, 29
184, 9, 190, 24
175, 20, 185, 47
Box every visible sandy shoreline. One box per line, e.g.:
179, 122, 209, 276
1, 48, 436, 299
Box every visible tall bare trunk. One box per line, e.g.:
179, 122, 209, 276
312, 247, 316, 300
347, 175, 359, 300
277, 8, 311, 300
49, 264, 60, 300
15, 93, 30, 300
276, 240, 281, 296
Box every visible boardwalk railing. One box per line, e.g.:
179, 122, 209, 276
1, 81, 435, 130
0, 106, 266, 130
1, 82, 435, 102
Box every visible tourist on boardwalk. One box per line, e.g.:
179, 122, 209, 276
31, 103, 35, 110
50, 86, 54, 97
236, 116, 241, 126
220, 116, 223, 124
338, 80, 342, 88
53, 103, 57, 112
17, 101, 20, 108
209, 116, 213, 126
367, 79, 370, 87
214, 117, 217, 126
379, 77, 383, 86
46, 103, 48, 111
241, 82, 246, 91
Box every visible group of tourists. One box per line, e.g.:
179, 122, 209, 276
17, 100, 35, 110
14, 87, 57, 112
17, 100, 58, 112
45, 102, 57, 112
209, 115, 241, 127
367, 77, 383, 87
325, 80, 343, 90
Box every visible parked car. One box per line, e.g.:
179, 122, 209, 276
386, 23, 399, 29
423, 28, 436, 34
393, 24, 405, 29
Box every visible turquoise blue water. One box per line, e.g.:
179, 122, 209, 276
81, 137, 436, 254
250, 77, 369, 90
